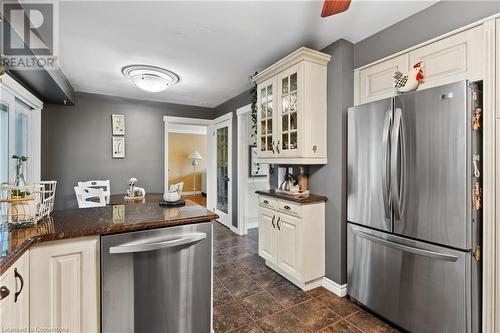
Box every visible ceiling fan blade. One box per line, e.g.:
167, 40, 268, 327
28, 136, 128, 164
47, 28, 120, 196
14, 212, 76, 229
321, 0, 352, 17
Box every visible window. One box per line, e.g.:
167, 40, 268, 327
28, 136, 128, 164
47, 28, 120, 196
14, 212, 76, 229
0, 103, 8, 183
0, 84, 39, 184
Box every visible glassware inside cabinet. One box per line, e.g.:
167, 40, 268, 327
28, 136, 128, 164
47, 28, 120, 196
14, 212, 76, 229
260, 83, 274, 153
280, 71, 298, 152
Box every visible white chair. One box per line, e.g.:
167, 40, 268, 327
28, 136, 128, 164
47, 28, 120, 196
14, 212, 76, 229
78, 180, 110, 204
169, 181, 184, 194
74, 186, 106, 208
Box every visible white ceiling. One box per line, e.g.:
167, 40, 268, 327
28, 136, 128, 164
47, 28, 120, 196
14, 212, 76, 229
58, 1, 436, 108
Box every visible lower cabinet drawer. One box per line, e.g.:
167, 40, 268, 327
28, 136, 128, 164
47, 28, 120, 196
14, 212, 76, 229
259, 196, 276, 210
276, 200, 302, 218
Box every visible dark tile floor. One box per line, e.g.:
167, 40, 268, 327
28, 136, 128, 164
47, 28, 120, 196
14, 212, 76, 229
213, 222, 400, 333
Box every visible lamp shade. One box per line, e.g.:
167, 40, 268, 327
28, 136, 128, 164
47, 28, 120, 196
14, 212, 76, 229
188, 150, 202, 160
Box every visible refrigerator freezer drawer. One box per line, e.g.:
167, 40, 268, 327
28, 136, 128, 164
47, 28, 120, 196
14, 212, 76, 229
348, 224, 473, 333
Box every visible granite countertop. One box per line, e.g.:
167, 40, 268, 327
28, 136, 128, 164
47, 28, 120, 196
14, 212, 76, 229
0, 194, 218, 275
255, 189, 328, 204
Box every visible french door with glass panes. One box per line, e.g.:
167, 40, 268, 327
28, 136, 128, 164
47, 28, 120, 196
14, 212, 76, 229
257, 76, 277, 158
213, 119, 232, 228
277, 63, 302, 158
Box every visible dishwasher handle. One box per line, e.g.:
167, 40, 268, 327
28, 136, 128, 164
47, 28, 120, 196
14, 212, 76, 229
110, 232, 207, 254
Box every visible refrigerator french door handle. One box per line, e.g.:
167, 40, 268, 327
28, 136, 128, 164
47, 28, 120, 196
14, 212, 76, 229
381, 110, 392, 220
351, 226, 459, 262
390, 108, 404, 220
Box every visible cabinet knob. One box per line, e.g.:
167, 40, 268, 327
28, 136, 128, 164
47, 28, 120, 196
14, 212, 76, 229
284, 205, 291, 210
263, 200, 269, 204
0, 286, 9, 300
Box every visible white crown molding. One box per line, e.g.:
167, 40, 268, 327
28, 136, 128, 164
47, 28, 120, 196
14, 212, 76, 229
252, 47, 331, 84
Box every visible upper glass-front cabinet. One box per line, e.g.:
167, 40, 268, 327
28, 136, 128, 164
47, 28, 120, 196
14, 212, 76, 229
257, 77, 276, 157
278, 67, 300, 156
253, 47, 330, 165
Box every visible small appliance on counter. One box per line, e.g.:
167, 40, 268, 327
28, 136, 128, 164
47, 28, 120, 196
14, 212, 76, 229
275, 167, 309, 196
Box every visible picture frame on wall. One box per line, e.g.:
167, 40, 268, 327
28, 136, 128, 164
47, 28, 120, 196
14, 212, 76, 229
112, 137, 125, 158
249, 145, 268, 177
112, 114, 125, 135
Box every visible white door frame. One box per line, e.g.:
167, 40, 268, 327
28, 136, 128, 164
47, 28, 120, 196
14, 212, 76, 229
209, 112, 234, 230
163, 113, 235, 232
163, 116, 212, 204
236, 104, 270, 235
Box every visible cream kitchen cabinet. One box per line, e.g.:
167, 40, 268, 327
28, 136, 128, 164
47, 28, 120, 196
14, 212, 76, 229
408, 25, 483, 90
0, 252, 29, 331
355, 26, 484, 106
253, 47, 330, 164
258, 195, 325, 290
355, 54, 408, 105
30, 236, 100, 333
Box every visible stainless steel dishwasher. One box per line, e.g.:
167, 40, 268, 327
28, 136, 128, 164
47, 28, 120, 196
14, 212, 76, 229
101, 222, 212, 333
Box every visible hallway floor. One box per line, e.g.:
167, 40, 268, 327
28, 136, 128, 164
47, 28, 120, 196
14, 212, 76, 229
213, 222, 399, 333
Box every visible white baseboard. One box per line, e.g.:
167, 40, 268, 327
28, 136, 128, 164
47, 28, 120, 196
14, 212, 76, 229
322, 277, 347, 297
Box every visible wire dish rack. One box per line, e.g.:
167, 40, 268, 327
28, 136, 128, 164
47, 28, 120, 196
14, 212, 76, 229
0, 181, 57, 228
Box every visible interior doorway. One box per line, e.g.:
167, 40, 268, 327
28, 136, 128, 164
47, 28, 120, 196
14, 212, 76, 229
167, 124, 208, 206
236, 105, 270, 235
164, 117, 212, 208
210, 113, 233, 229
163, 114, 235, 230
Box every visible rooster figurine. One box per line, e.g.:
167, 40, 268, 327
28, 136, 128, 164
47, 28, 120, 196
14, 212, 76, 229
393, 61, 424, 93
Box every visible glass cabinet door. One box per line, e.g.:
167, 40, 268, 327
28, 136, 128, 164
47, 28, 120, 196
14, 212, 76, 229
259, 82, 274, 154
279, 71, 298, 153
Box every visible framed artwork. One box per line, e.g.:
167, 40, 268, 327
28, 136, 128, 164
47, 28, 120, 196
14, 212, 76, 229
249, 145, 267, 177
112, 114, 125, 135
112, 137, 125, 158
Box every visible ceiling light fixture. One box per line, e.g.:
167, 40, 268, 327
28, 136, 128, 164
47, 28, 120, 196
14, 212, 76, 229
122, 65, 179, 92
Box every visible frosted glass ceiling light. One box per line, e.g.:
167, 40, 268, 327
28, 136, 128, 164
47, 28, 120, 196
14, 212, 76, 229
122, 65, 179, 92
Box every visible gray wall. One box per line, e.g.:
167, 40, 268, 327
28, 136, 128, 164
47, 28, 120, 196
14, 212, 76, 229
354, 1, 500, 68
213, 89, 252, 227
42, 92, 213, 210
308, 39, 354, 284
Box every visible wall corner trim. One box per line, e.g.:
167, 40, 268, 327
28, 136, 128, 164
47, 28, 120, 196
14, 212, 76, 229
322, 277, 348, 297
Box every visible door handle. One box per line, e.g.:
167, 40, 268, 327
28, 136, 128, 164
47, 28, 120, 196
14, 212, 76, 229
110, 232, 207, 254
351, 226, 458, 262
14, 268, 24, 303
390, 108, 405, 220
381, 110, 392, 220
276, 216, 281, 230
271, 141, 276, 154
276, 140, 281, 154
0, 286, 9, 300
271, 215, 276, 228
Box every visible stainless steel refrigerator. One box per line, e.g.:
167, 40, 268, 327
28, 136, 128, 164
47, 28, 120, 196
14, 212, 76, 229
347, 80, 482, 333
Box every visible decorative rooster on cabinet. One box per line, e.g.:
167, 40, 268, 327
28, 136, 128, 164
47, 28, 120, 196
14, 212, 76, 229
393, 61, 424, 93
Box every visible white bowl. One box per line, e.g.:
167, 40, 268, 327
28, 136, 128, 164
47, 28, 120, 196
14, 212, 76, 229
164, 191, 180, 202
